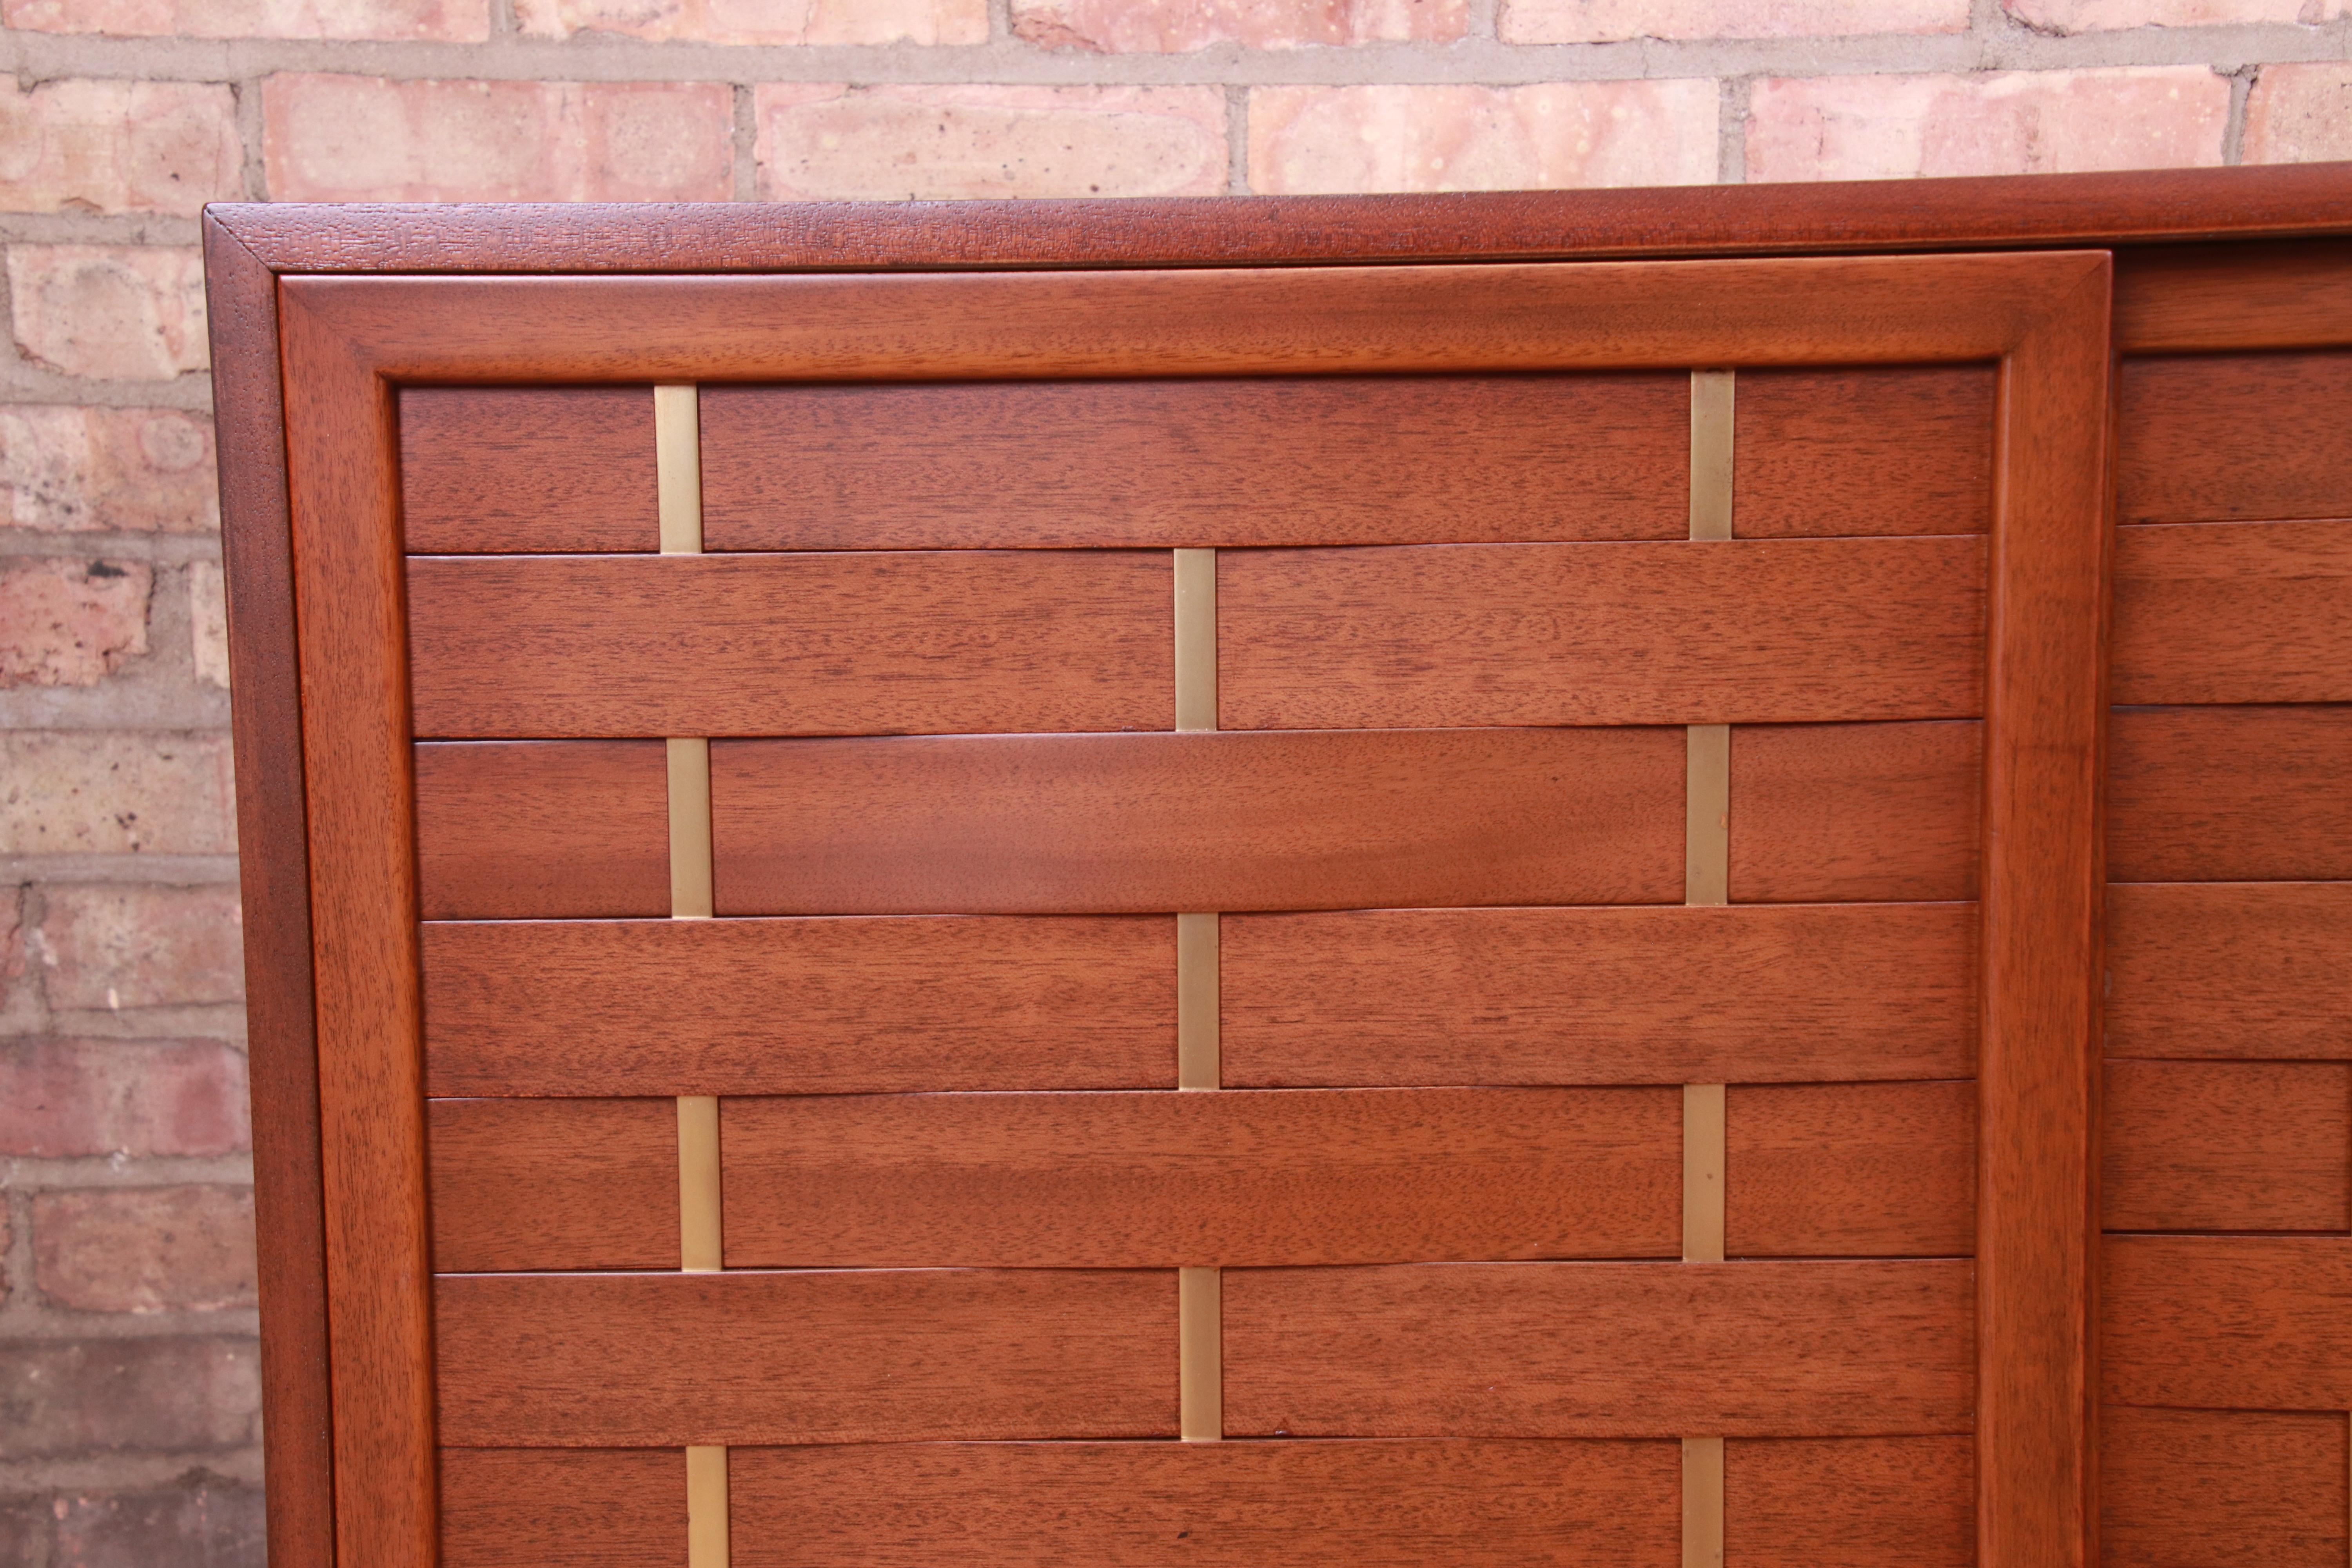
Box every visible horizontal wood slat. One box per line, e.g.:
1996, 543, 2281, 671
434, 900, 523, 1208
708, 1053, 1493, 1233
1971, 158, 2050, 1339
2113, 520, 2352, 705
428, 1098, 677, 1273
1727, 1081, 1976, 1258
1217, 537, 1985, 730
1725, 1437, 1974, 1568
421, 916, 1175, 1097
1732, 366, 1995, 538
2120, 351, 2352, 523
435, 1270, 1174, 1446
2102, 1407, 2350, 1568
1731, 721, 1981, 902
439, 1448, 685, 1568
1222, 1259, 1973, 1437
720, 1087, 1679, 1269
416, 741, 668, 920
730, 1439, 1680, 1566
399, 387, 656, 555
2103, 1235, 2352, 1408
1221, 903, 1975, 1087
2109, 706, 2352, 883
2108, 882, 2352, 1060
699, 374, 1690, 550
710, 728, 1684, 916
406, 551, 1173, 738
2102, 1060, 2350, 1233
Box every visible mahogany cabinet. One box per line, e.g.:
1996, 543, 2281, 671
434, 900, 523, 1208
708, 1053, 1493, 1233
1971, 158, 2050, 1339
205, 165, 2352, 1567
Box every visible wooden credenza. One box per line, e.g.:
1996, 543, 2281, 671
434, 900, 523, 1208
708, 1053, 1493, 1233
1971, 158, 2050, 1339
205, 165, 2352, 1568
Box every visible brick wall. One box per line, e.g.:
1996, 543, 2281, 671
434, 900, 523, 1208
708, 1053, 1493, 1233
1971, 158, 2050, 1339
0, 0, 2347, 1562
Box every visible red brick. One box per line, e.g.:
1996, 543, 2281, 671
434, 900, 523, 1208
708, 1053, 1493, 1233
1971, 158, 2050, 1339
0, 1337, 258, 1459
7, 247, 208, 382
519, 0, 985, 42
0, 559, 150, 689
1, 0, 488, 39
36, 885, 244, 1013
2245, 62, 2352, 164
1502, 0, 1962, 41
263, 76, 733, 202
53, 1475, 266, 1568
0, 80, 241, 218
2005, 0, 2339, 27
1, 733, 236, 856
36, 1187, 257, 1314
190, 561, 228, 689
0, 406, 218, 535
0, 1038, 250, 1158
1746, 68, 2231, 181
1014, 0, 1464, 49
1249, 80, 1717, 194
758, 84, 1229, 200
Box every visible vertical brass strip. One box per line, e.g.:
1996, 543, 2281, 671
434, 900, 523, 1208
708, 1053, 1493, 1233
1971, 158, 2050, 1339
1173, 548, 1217, 733
1689, 370, 1734, 542
686, 1444, 729, 1568
1681, 1084, 1726, 1264
656, 383, 703, 556
1682, 1437, 1725, 1568
1173, 547, 1222, 1439
668, 738, 714, 920
678, 1094, 723, 1273
1179, 1267, 1223, 1442
1685, 724, 1730, 907
1177, 914, 1220, 1091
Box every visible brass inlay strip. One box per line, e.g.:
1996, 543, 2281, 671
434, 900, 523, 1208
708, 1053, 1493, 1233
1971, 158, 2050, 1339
1174, 547, 1222, 1439
686, 1443, 729, 1568
1174, 548, 1216, 733
1179, 1266, 1223, 1442
656, 383, 703, 556
678, 1094, 723, 1273
1682, 1436, 1725, 1568
1689, 370, 1734, 542
1682, 1083, 1726, 1264
1685, 724, 1729, 907
1177, 914, 1219, 1092
668, 737, 714, 920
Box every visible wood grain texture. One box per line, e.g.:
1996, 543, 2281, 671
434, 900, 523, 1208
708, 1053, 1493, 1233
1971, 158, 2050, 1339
699, 374, 1689, 550
2108, 882, 2352, 1059
710, 728, 1684, 916
1730, 721, 1981, 902
1222, 1259, 1973, 1437
2101, 1407, 2349, 1568
2115, 237, 2352, 354
1725, 1437, 1974, 1568
413, 741, 668, 920
2113, 521, 2352, 704
2119, 351, 2352, 523
426, 1098, 677, 1272
435, 1269, 1175, 1446
1222, 903, 1975, 1087
439, 1448, 685, 1568
2108, 706, 2352, 883
1218, 536, 1985, 729
202, 211, 336, 1568
1732, 366, 1995, 538
729, 1439, 1679, 1567
720, 1087, 1680, 1268
399, 387, 656, 554
406, 550, 1173, 737
421, 915, 1174, 1097
2102, 1060, 2350, 1232
1727, 1081, 1976, 1258
2103, 1235, 2352, 1408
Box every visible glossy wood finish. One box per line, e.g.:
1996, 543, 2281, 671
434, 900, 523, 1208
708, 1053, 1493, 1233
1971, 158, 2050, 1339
406, 550, 1174, 737
1727, 1081, 1976, 1257
710, 728, 1684, 916
414, 741, 668, 920
2100, 1408, 2349, 1568
1730, 721, 1981, 902
2112, 521, 2352, 705
720, 1088, 1679, 1269
439, 1448, 686, 1568
1222, 902, 1975, 1087
1733, 367, 1995, 538
1222, 1259, 1973, 1437
701, 374, 1689, 550
2113, 239, 2352, 354
426, 1098, 678, 1272
421, 916, 1175, 1097
2118, 352, 2352, 523
2108, 706, 2352, 883
1725, 1437, 1974, 1568
2107, 882, 2352, 1059
1218, 537, 1985, 730
435, 1269, 1176, 1446
2103, 1060, 2349, 1233
399, 387, 656, 554
2103, 1236, 2352, 1408
728, 1439, 1679, 1566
